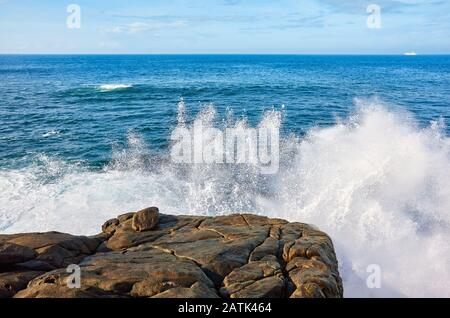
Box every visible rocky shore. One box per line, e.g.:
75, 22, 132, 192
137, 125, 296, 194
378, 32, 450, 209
0, 207, 343, 298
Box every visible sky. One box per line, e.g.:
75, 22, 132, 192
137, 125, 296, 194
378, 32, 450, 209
0, 0, 449, 54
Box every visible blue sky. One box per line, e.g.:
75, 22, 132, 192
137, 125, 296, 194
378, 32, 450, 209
0, 0, 449, 54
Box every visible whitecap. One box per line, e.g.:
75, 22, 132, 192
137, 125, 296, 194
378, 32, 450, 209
42, 130, 59, 138
98, 84, 132, 91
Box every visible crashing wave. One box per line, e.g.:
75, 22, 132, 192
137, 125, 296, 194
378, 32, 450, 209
0, 99, 449, 297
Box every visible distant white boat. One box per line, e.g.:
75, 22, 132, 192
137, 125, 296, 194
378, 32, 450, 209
403, 52, 418, 56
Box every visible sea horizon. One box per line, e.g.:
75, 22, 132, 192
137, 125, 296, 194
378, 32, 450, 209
2, 53, 450, 55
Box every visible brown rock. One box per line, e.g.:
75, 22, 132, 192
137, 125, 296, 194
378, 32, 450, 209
290, 282, 326, 298
221, 256, 285, 298
152, 282, 219, 298
3, 210, 343, 298
15, 248, 217, 298
16, 260, 56, 271
117, 212, 135, 223
230, 276, 285, 298
102, 218, 119, 234
132, 207, 159, 232
2, 232, 104, 268
0, 242, 37, 265
0, 270, 44, 298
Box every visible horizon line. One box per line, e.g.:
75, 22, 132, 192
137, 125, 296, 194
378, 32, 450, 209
1, 53, 449, 56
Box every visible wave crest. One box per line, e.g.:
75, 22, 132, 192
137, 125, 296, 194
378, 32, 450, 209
98, 84, 133, 91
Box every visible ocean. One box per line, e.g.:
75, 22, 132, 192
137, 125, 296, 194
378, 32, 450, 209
0, 54, 449, 297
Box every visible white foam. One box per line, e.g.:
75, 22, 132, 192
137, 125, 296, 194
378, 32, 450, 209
98, 84, 132, 91
42, 130, 59, 138
273, 100, 450, 297
0, 99, 449, 297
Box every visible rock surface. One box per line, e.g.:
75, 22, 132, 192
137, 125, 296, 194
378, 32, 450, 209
0, 209, 343, 298
132, 207, 159, 232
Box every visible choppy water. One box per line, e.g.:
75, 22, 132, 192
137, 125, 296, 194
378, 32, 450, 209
1, 55, 449, 297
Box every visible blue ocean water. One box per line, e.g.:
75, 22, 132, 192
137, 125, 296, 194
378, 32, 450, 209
1, 55, 450, 297
1, 55, 449, 168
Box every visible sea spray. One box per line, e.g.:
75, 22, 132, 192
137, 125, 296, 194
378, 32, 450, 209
170, 102, 280, 174
0, 99, 449, 297
273, 100, 450, 297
